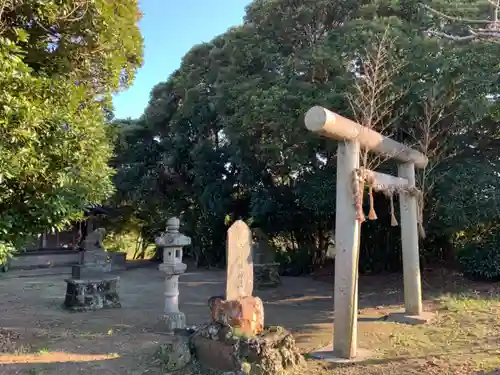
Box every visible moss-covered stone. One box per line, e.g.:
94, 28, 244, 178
190, 323, 303, 374
156, 336, 191, 372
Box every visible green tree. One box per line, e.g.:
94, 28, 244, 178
112, 0, 500, 273
0, 0, 143, 252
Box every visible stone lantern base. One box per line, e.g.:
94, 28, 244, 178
159, 311, 186, 331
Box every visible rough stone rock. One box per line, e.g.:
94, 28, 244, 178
254, 263, 281, 289
208, 295, 225, 315
156, 335, 191, 372
191, 323, 303, 375
212, 296, 264, 336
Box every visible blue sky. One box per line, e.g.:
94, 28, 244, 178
112, 0, 251, 120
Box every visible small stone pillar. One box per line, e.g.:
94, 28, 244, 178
155, 217, 191, 331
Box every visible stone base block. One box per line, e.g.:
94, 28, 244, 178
109, 252, 127, 271
71, 264, 111, 279
191, 324, 303, 374
255, 263, 281, 289
309, 344, 372, 363
64, 277, 121, 312
83, 250, 110, 264
159, 312, 186, 331
155, 334, 191, 372
212, 296, 264, 336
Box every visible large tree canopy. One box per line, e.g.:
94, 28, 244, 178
0, 0, 143, 253
112, 0, 500, 273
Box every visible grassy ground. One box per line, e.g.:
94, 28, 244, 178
301, 293, 500, 375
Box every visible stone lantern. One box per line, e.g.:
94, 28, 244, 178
155, 217, 191, 331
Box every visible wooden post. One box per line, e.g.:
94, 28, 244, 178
333, 141, 361, 359
398, 162, 423, 315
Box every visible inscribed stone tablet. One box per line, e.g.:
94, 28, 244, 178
226, 220, 253, 300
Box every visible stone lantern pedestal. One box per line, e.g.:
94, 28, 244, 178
155, 217, 191, 331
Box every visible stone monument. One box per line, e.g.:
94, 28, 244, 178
186, 220, 303, 374
63, 228, 121, 311
210, 220, 264, 336
253, 228, 281, 289
155, 217, 191, 331
226, 220, 254, 301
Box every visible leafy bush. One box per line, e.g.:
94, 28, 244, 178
0, 241, 15, 269
457, 228, 500, 282
103, 230, 155, 259
275, 247, 313, 276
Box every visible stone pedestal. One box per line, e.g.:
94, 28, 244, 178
159, 311, 187, 331
191, 324, 303, 374
64, 277, 121, 312
155, 217, 191, 331
63, 232, 122, 312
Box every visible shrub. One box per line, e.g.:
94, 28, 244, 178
457, 228, 500, 282
0, 241, 15, 269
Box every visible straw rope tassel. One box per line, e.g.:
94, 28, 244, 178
389, 193, 398, 226
368, 185, 377, 220
352, 170, 366, 223
357, 181, 366, 223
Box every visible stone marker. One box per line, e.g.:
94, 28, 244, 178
225, 220, 253, 300
211, 220, 264, 336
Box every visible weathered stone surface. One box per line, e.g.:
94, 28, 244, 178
159, 312, 186, 331
71, 263, 110, 279
72, 248, 112, 282
81, 228, 106, 251
155, 335, 191, 372
254, 263, 281, 289
191, 323, 303, 374
83, 249, 108, 263
109, 252, 127, 271
192, 334, 238, 372
63, 277, 121, 312
208, 295, 225, 314
226, 221, 253, 301
212, 296, 264, 336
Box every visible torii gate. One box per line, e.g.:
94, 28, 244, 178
304, 106, 432, 361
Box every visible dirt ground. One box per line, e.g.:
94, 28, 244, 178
0, 265, 499, 375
